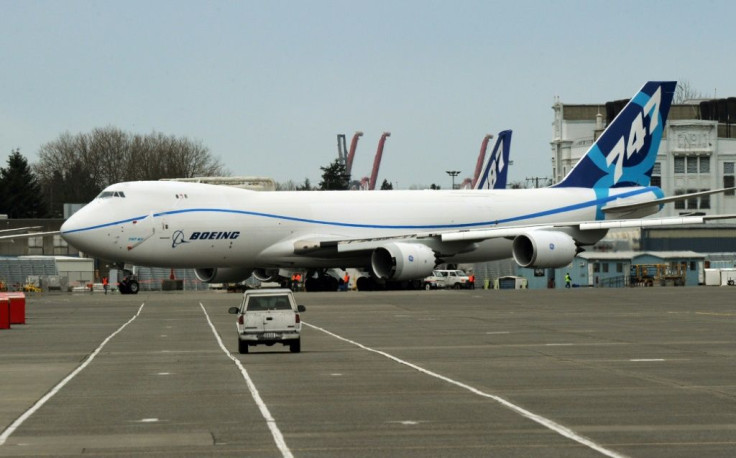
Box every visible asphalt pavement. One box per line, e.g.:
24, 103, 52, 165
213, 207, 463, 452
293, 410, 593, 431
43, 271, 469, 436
1, 287, 735, 457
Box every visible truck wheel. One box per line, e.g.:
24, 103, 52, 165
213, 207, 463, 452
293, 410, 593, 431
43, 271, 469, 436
453, 283, 462, 289
289, 339, 301, 353
238, 340, 249, 354
129, 281, 140, 294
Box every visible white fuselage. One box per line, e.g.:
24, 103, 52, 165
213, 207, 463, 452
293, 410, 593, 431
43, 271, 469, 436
60, 181, 661, 269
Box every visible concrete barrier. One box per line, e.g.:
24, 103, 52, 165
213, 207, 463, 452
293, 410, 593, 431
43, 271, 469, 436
0, 292, 25, 325
0, 297, 9, 329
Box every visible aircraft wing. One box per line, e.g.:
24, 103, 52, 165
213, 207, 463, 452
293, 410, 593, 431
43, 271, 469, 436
0, 231, 60, 241
294, 213, 736, 252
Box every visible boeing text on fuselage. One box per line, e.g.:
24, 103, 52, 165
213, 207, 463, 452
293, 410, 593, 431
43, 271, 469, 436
172, 230, 240, 248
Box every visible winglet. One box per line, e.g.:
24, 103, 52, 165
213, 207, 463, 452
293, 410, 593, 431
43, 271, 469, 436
554, 81, 676, 189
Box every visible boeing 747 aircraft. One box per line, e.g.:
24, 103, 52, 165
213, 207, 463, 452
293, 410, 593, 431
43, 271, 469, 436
60, 81, 734, 291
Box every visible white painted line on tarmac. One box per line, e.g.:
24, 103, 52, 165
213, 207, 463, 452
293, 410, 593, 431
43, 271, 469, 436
304, 322, 627, 458
630, 359, 665, 362
199, 303, 293, 458
0, 303, 146, 446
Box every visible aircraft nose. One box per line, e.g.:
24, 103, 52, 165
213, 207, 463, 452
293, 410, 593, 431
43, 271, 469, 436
60, 210, 89, 249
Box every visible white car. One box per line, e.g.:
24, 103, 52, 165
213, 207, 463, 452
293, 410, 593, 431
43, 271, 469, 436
228, 288, 306, 354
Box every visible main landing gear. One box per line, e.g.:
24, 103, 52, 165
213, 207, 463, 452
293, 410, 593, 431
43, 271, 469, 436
304, 270, 339, 292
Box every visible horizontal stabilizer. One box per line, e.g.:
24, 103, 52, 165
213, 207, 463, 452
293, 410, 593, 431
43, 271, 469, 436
602, 187, 736, 214
580, 214, 736, 230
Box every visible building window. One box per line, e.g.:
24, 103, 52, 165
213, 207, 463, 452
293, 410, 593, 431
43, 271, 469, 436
674, 157, 685, 174
593, 263, 600, 273
616, 262, 624, 273
700, 157, 710, 173
602, 263, 609, 273
725, 162, 735, 196
687, 189, 698, 209
687, 157, 698, 174
690, 261, 697, 271
674, 156, 710, 175
725, 176, 735, 196
700, 190, 710, 209
651, 162, 661, 187
676, 188, 712, 209
674, 190, 685, 209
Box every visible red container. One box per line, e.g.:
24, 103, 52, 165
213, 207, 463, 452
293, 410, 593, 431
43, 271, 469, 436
0, 298, 9, 329
0, 292, 25, 325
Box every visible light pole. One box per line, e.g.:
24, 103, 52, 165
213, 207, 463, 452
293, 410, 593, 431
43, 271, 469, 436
446, 170, 461, 190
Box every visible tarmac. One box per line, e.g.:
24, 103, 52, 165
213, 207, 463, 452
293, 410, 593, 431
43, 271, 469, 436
0, 287, 735, 457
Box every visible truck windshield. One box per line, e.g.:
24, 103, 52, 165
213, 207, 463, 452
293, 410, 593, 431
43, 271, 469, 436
246, 295, 291, 311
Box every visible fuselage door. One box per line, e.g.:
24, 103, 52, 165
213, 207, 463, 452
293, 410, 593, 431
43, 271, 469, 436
125, 211, 156, 251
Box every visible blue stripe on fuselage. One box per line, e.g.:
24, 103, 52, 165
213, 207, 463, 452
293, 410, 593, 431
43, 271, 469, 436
61, 187, 658, 234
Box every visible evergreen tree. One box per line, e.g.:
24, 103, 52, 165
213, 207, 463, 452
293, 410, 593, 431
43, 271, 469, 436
0, 149, 48, 218
296, 178, 313, 191
318, 159, 350, 190
380, 179, 393, 190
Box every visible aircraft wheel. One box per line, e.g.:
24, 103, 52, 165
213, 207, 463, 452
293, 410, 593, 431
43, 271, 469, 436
356, 277, 372, 291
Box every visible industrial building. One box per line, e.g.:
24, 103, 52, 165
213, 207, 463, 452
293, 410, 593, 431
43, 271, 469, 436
514, 251, 705, 289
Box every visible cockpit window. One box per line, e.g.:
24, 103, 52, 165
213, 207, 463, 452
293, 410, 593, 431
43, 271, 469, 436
97, 191, 126, 199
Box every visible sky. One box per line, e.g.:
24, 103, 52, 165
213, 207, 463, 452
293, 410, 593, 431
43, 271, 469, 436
2, 0, 736, 189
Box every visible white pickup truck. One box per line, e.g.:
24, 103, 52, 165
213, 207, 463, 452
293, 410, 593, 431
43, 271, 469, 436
423, 269, 471, 290
228, 288, 306, 354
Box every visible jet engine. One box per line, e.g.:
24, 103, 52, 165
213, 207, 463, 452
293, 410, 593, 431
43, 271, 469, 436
252, 268, 279, 282
512, 231, 577, 268
370, 242, 437, 281
194, 267, 254, 283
